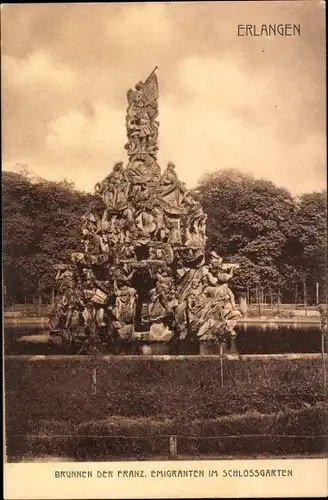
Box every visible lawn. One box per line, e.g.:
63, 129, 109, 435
5, 355, 327, 459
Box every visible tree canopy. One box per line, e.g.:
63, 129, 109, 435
2, 170, 100, 303
2, 167, 327, 305
194, 169, 327, 303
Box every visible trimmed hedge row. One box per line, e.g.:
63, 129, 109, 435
5, 356, 327, 459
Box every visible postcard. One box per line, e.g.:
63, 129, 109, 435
2, 1, 327, 499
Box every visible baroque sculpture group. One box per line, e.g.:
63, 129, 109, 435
52, 70, 242, 351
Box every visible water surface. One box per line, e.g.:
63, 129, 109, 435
4, 324, 324, 355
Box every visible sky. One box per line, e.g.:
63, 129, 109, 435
1, 1, 326, 195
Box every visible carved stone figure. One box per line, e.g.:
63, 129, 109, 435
81, 212, 99, 235
185, 208, 207, 247
127, 159, 152, 188
95, 162, 129, 211
158, 162, 186, 209
146, 266, 177, 322
162, 213, 181, 245
125, 158, 160, 206
135, 211, 156, 237
125, 69, 159, 158
82, 229, 102, 256
148, 287, 166, 322
206, 252, 240, 284
152, 204, 168, 240
112, 280, 137, 337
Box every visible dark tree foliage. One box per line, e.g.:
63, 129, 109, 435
194, 169, 327, 303
281, 191, 327, 303
2, 170, 101, 303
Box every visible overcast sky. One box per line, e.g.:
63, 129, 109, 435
2, 1, 326, 195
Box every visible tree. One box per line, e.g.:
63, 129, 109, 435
281, 191, 327, 304
2, 169, 100, 303
194, 169, 296, 298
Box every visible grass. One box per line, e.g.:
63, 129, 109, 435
5, 356, 327, 459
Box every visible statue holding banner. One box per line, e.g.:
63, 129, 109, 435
125, 68, 159, 159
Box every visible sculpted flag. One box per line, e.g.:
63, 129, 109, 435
144, 72, 158, 102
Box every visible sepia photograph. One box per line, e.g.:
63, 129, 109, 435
2, 1, 327, 498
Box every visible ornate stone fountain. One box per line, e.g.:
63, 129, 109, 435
51, 69, 242, 352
